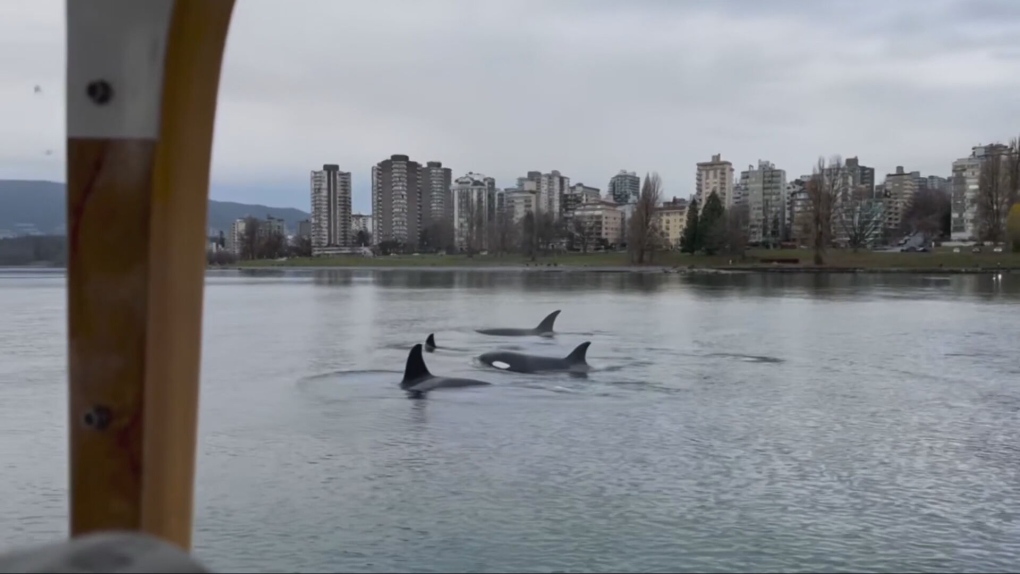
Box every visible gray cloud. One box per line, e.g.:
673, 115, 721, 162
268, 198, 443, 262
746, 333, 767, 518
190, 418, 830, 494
2, 0, 1020, 211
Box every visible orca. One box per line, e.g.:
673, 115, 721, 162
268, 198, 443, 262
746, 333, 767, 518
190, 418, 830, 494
478, 341, 592, 374
400, 344, 491, 398
476, 310, 561, 338
425, 333, 438, 352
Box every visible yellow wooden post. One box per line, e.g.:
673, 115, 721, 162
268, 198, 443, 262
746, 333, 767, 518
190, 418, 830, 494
65, 0, 234, 549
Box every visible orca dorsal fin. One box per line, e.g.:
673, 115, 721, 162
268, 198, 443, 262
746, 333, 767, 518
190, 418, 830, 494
535, 310, 561, 334
402, 344, 431, 385
425, 333, 437, 348
566, 341, 591, 364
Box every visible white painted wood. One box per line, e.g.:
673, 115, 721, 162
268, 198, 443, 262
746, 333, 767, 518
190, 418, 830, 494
66, 0, 175, 139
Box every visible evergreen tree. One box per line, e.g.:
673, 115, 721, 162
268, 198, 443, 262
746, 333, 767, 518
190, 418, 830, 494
680, 197, 700, 253
700, 192, 726, 255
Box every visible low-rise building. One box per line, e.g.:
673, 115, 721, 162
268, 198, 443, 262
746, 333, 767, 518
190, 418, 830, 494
227, 215, 286, 256
654, 201, 688, 249
573, 201, 624, 247
505, 189, 537, 223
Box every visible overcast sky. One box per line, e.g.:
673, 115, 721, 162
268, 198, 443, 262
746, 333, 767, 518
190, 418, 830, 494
2, 0, 1020, 214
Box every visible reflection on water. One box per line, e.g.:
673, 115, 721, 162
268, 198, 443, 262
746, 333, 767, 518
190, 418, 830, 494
1, 269, 1020, 573
232, 267, 1020, 302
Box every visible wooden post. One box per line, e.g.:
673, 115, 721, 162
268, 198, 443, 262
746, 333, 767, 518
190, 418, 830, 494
66, 0, 234, 549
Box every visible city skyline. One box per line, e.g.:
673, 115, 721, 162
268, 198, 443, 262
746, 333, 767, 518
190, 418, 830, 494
3, 0, 1020, 213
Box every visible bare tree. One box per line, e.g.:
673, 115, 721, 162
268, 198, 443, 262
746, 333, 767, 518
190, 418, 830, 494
487, 210, 517, 256
464, 199, 487, 256
353, 229, 372, 248
792, 210, 813, 247
976, 143, 1018, 243
421, 219, 454, 253
261, 229, 286, 259
834, 185, 884, 252
240, 216, 262, 260
902, 188, 950, 238
627, 172, 664, 264
569, 216, 596, 253
807, 156, 841, 265
1006, 134, 1020, 208
290, 234, 312, 257
520, 211, 538, 260
535, 210, 558, 254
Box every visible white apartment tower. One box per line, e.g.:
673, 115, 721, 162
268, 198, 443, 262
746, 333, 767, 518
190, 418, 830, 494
519, 170, 570, 219
951, 144, 1009, 241
695, 153, 735, 210
740, 160, 787, 244
309, 164, 352, 255
504, 188, 537, 224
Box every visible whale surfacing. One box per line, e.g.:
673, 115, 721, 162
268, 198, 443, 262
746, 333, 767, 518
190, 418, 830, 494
479, 341, 592, 374
425, 333, 438, 352
476, 310, 561, 338
400, 344, 491, 398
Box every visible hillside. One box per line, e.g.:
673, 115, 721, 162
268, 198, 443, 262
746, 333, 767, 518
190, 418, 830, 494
0, 180, 309, 235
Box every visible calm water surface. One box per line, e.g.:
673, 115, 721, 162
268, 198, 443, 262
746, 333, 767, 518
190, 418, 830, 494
1, 269, 1019, 573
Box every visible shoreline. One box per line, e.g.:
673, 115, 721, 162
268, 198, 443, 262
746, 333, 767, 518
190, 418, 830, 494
222, 264, 1020, 275
2, 264, 1017, 276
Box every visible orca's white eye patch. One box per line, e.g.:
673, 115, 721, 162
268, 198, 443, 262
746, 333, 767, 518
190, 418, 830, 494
492, 361, 510, 370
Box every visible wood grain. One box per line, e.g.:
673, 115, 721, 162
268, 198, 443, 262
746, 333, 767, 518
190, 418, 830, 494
140, 0, 235, 549
66, 0, 235, 550
67, 138, 157, 536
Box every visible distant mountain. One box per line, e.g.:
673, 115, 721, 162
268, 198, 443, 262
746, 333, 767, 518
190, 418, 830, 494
0, 180, 309, 235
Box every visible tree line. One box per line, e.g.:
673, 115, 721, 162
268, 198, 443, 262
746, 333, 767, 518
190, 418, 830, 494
207, 216, 309, 265
378, 207, 597, 261
800, 146, 1020, 264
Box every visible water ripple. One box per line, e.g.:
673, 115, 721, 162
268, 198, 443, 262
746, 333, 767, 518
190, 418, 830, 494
2, 271, 1020, 573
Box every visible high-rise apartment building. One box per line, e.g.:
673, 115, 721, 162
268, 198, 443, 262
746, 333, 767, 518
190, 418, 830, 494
951, 143, 1011, 241
608, 170, 640, 205
451, 172, 496, 251
372, 154, 422, 246
420, 161, 453, 233
844, 157, 876, 196
882, 166, 919, 234
786, 177, 811, 243
740, 160, 787, 244
695, 154, 735, 210
504, 188, 537, 224
519, 170, 570, 218
309, 164, 352, 255
921, 175, 950, 193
